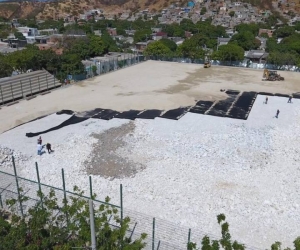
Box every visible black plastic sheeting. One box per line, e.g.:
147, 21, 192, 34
136, 109, 162, 119
160, 107, 189, 120
228, 91, 257, 120
274, 93, 290, 97
56, 110, 74, 115
92, 109, 120, 120
293, 93, 300, 99
115, 110, 141, 120
26, 90, 300, 136
225, 89, 240, 95
258, 92, 274, 96
206, 97, 235, 117
189, 101, 214, 114
26, 115, 89, 137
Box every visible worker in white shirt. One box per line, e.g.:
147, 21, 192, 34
37, 143, 43, 156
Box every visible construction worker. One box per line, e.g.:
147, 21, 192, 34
275, 109, 280, 118
288, 95, 292, 103
265, 96, 268, 104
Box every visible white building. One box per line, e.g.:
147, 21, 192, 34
17, 27, 39, 38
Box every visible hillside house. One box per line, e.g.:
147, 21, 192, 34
259, 29, 274, 37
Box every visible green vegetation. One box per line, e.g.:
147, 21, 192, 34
0, 187, 146, 249
144, 41, 171, 57
212, 44, 245, 61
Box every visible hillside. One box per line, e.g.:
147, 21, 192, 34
0, 0, 184, 19
37, 0, 187, 19
0, 0, 274, 20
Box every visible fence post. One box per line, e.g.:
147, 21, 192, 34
187, 228, 191, 250
0, 194, 3, 208
89, 199, 97, 250
10, 83, 14, 101
53, 74, 56, 88
89, 176, 93, 199
61, 168, 67, 202
152, 218, 155, 250
35, 162, 43, 208
120, 184, 123, 224
12, 156, 24, 217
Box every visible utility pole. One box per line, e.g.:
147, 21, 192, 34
89, 200, 96, 250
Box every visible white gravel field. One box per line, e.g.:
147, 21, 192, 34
1, 94, 300, 248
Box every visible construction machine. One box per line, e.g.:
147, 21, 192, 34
204, 61, 211, 68
204, 56, 211, 68
263, 69, 284, 81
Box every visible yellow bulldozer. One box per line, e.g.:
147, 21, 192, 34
203, 55, 211, 68
204, 61, 211, 68
263, 69, 284, 81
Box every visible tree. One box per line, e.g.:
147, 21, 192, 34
235, 23, 259, 36
229, 11, 235, 17
133, 29, 152, 43
273, 26, 295, 38
230, 31, 260, 50
14, 32, 26, 40
61, 53, 85, 75
0, 55, 13, 78
267, 51, 299, 68
159, 38, 177, 52
0, 187, 146, 249
89, 34, 107, 57
162, 23, 185, 37
188, 214, 245, 250
212, 44, 244, 61
201, 7, 207, 15
143, 41, 171, 57
177, 36, 205, 61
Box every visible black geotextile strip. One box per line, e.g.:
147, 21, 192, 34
189, 106, 208, 114
136, 109, 162, 119
228, 91, 257, 120
258, 92, 274, 96
78, 108, 103, 117
115, 110, 141, 120
195, 100, 214, 107
293, 93, 300, 99
225, 89, 240, 95
92, 109, 120, 120
227, 107, 248, 120
274, 93, 290, 97
206, 97, 235, 117
26, 115, 88, 138
56, 110, 74, 115
160, 107, 189, 120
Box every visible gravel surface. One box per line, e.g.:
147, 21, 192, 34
0, 95, 300, 248
85, 121, 145, 179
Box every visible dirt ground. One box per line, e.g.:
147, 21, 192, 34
1, 60, 300, 134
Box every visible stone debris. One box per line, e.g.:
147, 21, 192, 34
0, 146, 29, 169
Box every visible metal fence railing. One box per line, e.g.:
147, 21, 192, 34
84, 55, 145, 79
147, 56, 300, 72
0, 156, 262, 250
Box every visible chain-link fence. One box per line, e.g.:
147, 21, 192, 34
0, 157, 262, 250
147, 56, 300, 72
84, 54, 145, 79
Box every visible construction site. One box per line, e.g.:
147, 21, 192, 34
1, 61, 300, 249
